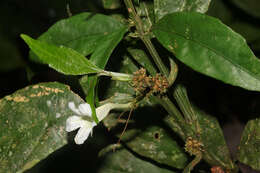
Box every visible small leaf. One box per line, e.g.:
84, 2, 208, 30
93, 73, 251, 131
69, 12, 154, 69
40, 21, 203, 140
21, 34, 102, 75
153, 12, 260, 92
98, 147, 175, 173
237, 118, 260, 170
0, 82, 85, 172
154, 0, 211, 21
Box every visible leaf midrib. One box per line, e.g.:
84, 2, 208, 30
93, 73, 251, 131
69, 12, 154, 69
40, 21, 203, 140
155, 26, 260, 82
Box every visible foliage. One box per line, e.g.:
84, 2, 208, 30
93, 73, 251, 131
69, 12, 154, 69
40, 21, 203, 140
1, 0, 260, 172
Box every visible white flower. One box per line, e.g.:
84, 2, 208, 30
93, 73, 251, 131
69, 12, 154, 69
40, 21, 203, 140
66, 102, 96, 144
66, 101, 132, 145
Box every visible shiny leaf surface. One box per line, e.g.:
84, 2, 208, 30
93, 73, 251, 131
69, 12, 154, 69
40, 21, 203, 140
21, 34, 102, 75
30, 12, 127, 65
154, 0, 211, 21
153, 12, 260, 92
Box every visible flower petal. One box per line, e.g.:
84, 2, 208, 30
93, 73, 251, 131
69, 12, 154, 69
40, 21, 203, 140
96, 103, 132, 121
96, 103, 116, 121
66, 116, 83, 132
68, 102, 81, 115
78, 103, 92, 116
74, 126, 92, 144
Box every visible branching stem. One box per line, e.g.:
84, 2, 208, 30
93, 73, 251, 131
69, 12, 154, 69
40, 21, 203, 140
124, 0, 169, 76
124, 0, 185, 138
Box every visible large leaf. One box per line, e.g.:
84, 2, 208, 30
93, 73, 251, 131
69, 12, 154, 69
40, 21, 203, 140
196, 108, 235, 170
30, 12, 127, 65
97, 147, 174, 173
21, 34, 102, 75
154, 0, 211, 21
122, 126, 188, 169
0, 82, 85, 172
153, 12, 260, 92
237, 118, 260, 170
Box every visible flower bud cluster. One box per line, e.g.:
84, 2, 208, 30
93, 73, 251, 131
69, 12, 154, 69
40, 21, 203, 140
132, 68, 169, 95
184, 137, 204, 156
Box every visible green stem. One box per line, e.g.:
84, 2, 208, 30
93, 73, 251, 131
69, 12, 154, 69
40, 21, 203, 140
99, 70, 133, 81
183, 154, 202, 173
160, 96, 185, 125
151, 96, 185, 132
123, 0, 168, 76
124, 0, 185, 142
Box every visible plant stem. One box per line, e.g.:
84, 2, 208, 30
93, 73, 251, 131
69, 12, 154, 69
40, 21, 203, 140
151, 96, 185, 133
183, 154, 202, 173
124, 0, 168, 76
159, 96, 185, 126
124, 0, 185, 140
124, 0, 185, 135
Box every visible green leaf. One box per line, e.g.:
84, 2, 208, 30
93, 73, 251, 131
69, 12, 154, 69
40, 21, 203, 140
30, 12, 127, 65
154, 0, 211, 21
21, 34, 102, 75
153, 12, 260, 92
173, 85, 235, 170
229, 0, 260, 18
101, 0, 121, 9
128, 48, 157, 75
122, 126, 188, 169
103, 99, 188, 169
0, 82, 85, 172
196, 108, 235, 170
37, 12, 128, 122
237, 118, 260, 170
98, 147, 175, 173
